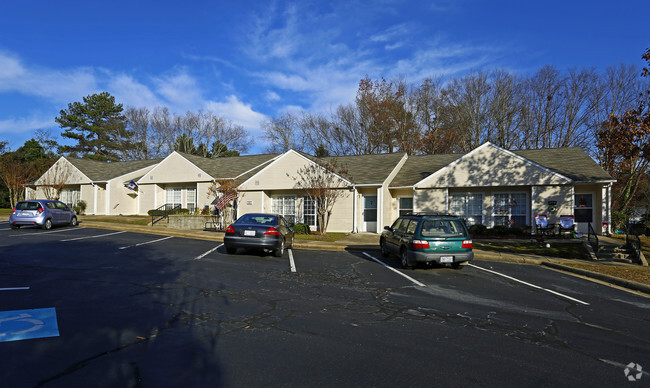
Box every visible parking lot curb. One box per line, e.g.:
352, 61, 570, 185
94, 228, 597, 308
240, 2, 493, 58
542, 262, 650, 295
74, 220, 649, 294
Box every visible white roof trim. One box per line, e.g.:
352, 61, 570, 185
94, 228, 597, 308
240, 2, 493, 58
238, 149, 353, 188
34, 156, 91, 185
137, 151, 214, 184
414, 142, 573, 188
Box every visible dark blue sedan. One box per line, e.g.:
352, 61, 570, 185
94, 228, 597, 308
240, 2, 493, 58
224, 213, 294, 257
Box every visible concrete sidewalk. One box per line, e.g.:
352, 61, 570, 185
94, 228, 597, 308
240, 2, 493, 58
4, 215, 649, 295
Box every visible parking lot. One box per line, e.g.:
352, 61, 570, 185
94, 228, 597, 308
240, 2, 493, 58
1, 222, 649, 387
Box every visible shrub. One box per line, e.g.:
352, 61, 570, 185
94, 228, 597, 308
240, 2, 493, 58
147, 209, 165, 216
292, 223, 311, 234
469, 224, 488, 236
491, 225, 510, 235
77, 200, 87, 214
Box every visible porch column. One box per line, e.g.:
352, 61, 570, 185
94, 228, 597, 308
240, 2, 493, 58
602, 183, 612, 234
93, 184, 98, 215
352, 187, 358, 233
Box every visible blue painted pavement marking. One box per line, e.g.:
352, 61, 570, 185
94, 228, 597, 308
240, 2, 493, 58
0, 308, 59, 342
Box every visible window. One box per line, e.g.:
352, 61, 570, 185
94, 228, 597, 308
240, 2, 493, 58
398, 197, 413, 216
186, 188, 196, 213
272, 195, 296, 224
493, 193, 527, 227
166, 187, 182, 208
574, 194, 593, 223
60, 188, 80, 207
303, 196, 316, 227
449, 193, 483, 225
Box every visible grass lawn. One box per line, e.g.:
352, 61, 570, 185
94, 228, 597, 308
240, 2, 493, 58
80, 215, 151, 226
558, 262, 650, 286
295, 233, 348, 243
475, 241, 589, 259
0, 208, 12, 216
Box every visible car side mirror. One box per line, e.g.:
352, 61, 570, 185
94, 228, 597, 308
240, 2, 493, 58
384, 226, 391, 231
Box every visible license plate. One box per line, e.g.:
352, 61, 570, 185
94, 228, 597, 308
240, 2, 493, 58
243, 230, 256, 236
440, 256, 454, 263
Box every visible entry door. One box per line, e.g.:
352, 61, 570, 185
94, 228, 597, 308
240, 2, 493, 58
574, 193, 594, 234
363, 195, 377, 233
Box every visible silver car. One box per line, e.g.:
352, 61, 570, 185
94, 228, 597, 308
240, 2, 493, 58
10, 200, 78, 230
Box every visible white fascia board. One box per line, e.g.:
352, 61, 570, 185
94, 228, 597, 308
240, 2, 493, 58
107, 163, 160, 184
231, 154, 282, 181
238, 150, 353, 188
35, 156, 91, 185
382, 153, 409, 187
136, 151, 213, 184
414, 142, 573, 188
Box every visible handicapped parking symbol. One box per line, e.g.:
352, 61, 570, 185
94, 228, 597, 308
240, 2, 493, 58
0, 308, 59, 342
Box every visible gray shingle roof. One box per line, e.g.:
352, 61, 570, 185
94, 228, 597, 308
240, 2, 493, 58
177, 152, 280, 179
513, 147, 614, 182
388, 146, 613, 187
66, 157, 161, 181
389, 153, 461, 187
326, 152, 407, 185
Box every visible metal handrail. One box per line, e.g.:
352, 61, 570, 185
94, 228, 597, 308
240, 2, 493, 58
587, 222, 599, 252
626, 222, 642, 263
151, 203, 181, 226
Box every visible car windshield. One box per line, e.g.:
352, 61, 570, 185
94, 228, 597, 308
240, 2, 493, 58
235, 214, 277, 225
16, 202, 41, 211
420, 219, 467, 238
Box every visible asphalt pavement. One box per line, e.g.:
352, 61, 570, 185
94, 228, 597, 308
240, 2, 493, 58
75, 217, 650, 295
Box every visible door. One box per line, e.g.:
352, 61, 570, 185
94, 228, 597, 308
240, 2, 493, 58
574, 193, 594, 234
363, 195, 377, 233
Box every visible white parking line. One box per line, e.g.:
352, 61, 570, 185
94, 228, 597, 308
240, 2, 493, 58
468, 263, 590, 305
288, 249, 296, 273
9, 227, 87, 236
118, 236, 174, 250
0, 287, 30, 291
362, 252, 426, 287
194, 244, 223, 260
61, 230, 127, 242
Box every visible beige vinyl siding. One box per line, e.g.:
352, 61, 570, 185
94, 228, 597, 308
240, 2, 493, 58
414, 188, 447, 213
419, 144, 569, 188
532, 185, 573, 225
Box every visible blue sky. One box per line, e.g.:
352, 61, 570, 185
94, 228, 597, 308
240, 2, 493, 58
1, 0, 648, 154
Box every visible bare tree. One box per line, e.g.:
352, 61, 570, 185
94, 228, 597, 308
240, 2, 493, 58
293, 158, 349, 235
262, 112, 304, 153
37, 161, 71, 201
0, 154, 34, 208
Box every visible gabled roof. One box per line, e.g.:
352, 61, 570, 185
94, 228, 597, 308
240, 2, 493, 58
513, 147, 614, 182
323, 152, 407, 185
389, 145, 613, 187
66, 157, 161, 181
177, 152, 280, 179
389, 154, 461, 187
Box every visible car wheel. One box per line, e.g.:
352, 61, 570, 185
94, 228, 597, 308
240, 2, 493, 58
10, 224, 19, 230
42, 219, 53, 230
70, 216, 78, 227
274, 238, 285, 257
400, 248, 412, 269
225, 245, 237, 255
380, 238, 389, 257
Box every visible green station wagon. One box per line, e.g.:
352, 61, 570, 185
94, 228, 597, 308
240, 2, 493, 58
380, 213, 473, 269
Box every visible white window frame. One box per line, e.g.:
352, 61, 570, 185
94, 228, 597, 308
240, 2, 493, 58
398, 196, 414, 216
449, 192, 484, 226
186, 187, 196, 213
491, 192, 528, 228
166, 187, 182, 207
272, 195, 297, 224
302, 196, 317, 228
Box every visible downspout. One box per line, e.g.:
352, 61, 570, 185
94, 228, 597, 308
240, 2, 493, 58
352, 185, 358, 233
